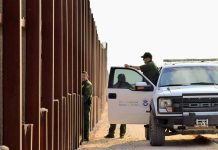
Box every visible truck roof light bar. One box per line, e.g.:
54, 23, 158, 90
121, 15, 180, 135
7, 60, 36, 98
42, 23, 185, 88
163, 58, 218, 63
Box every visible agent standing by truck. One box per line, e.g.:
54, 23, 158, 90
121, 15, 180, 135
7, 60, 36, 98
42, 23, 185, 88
104, 73, 133, 139
125, 52, 159, 85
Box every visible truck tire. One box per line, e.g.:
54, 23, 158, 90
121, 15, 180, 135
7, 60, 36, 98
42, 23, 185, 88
145, 125, 150, 140
149, 112, 165, 146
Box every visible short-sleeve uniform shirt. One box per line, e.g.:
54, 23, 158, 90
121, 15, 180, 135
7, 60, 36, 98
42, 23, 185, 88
140, 61, 159, 85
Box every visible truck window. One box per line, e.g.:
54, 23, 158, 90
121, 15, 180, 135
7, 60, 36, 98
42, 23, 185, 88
159, 66, 218, 87
113, 69, 148, 89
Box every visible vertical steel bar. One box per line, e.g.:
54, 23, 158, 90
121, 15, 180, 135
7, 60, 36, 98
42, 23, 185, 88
84, 0, 87, 71
91, 13, 94, 93
0, 11, 2, 145
67, 0, 73, 148
53, 100, 59, 150
68, 0, 73, 149
22, 124, 33, 150
99, 44, 102, 118
98, 41, 101, 122
41, 0, 54, 149
63, 0, 69, 148
98, 41, 100, 97
77, 95, 80, 146
87, 0, 91, 77
73, 0, 78, 95
66, 94, 70, 150
68, 0, 73, 97
103, 45, 107, 108
72, 93, 76, 149
54, 0, 63, 148
93, 18, 97, 98
78, 0, 82, 95
77, 0, 82, 146
96, 43, 99, 123
86, 0, 89, 72
71, 95, 74, 149
92, 97, 95, 129
75, 95, 79, 148
62, 96, 66, 150
73, 0, 78, 148
59, 99, 64, 150
81, 0, 85, 71
68, 0, 74, 94
3, 0, 22, 149
63, 0, 68, 96
40, 108, 48, 150
54, 0, 64, 150
87, 8, 91, 82
96, 35, 99, 125
25, 0, 41, 149
77, 0, 82, 145
91, 14, 96, 130
80, 0, 85, 142
69, 95, 72, 149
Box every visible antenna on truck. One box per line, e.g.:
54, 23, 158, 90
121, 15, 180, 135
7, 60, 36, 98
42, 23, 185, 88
163, 58, 218, 65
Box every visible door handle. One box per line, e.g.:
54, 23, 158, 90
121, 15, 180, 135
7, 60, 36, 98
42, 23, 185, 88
108, 93, 117, 99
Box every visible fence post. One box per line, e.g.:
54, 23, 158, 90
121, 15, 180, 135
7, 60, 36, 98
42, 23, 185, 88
54, 0, 63, 149
0, 146, 9, 150
22, 124, 34, 150
40, 108, 48, 150
25, 0, 41, 149
41, 0, 54, 149
53, 100, 59, 150
3, 0, 22, 149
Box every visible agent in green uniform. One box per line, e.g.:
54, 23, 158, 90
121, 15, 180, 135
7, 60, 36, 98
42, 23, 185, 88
125, 52, 159, 85
82, 71, 93, 141
105, 74, 132, 139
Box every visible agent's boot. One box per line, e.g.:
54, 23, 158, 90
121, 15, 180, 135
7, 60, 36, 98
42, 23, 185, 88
104, 134, 115, 138
120, 135, 124, 139
120, 124, 126, 139
105, 124, 116, 138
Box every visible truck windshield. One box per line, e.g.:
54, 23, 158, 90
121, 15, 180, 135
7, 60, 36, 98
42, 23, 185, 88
158, 66, 218, 87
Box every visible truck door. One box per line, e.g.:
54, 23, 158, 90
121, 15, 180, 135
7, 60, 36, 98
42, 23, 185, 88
108, 67, 155, 124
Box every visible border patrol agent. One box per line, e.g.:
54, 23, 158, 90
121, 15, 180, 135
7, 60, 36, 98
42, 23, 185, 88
125, 52, 159, 85
105, 74, 132, 139
82, 71, 93, 141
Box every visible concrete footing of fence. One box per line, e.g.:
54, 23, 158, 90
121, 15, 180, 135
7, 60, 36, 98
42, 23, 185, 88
0, 146, 9, 150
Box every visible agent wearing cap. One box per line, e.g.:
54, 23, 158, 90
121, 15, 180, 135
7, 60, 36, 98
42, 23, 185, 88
104, 74, 133, 139
125, 52, 159, 85
82, 71, 93, 141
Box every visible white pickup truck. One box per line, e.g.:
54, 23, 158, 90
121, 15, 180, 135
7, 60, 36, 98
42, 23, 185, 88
108, 63, 218, 146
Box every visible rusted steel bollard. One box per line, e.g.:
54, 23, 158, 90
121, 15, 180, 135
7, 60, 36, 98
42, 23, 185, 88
53, 100, 59, 150
22, 124, 34, 150
40, 108, 48, 150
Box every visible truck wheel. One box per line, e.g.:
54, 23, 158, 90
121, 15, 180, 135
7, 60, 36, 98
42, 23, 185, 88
145, 125, 150, 140
149, 112, 165, 146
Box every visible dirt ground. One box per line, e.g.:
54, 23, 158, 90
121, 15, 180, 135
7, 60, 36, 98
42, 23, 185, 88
78, 103, 218, 150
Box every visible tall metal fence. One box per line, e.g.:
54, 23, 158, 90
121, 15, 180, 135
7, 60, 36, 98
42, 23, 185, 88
0, 0, 108, 150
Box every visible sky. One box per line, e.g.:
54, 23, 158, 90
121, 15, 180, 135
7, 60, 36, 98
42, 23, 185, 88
90, 0, 218, 68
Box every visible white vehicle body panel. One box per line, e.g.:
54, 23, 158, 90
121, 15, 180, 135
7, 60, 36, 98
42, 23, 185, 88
108, 67, 154, 124
108, 89, 153, 124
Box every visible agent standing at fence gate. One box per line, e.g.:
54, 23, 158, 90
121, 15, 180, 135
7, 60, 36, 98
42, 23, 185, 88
82, 71, 93, 142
